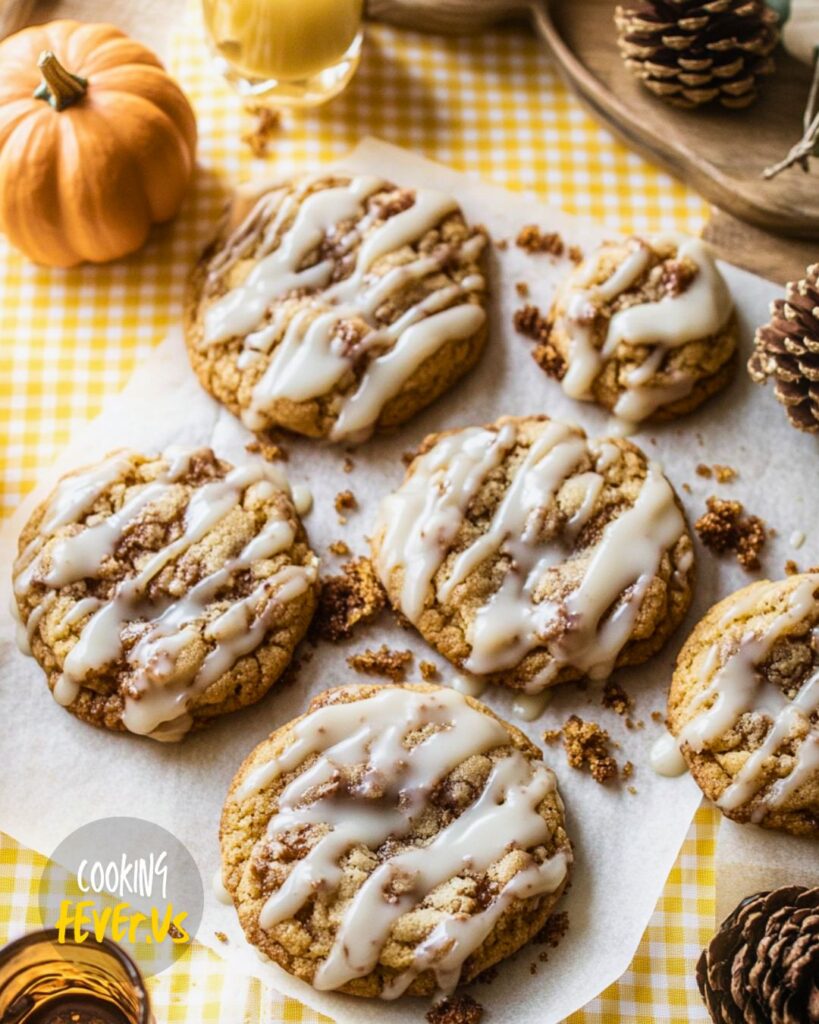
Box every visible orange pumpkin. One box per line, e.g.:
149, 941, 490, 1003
0, 20, 197, 267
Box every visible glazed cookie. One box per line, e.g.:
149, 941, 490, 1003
667, 574, 819, 838
185, 175, 488, 443
12, 448, 319, 741
371, 415, 694, 693
534, 234, 737, 424
220, 682, 571, 998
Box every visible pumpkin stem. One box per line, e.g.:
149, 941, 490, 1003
34, 51, 88, 111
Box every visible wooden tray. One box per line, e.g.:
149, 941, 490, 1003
371, 0, 819, 244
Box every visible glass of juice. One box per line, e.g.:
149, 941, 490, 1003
0, 929, 151, 1024
202, 0, 364, 108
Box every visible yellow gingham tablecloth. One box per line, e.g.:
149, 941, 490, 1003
0, 6, 719, 1021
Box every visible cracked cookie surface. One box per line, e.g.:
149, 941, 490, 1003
13, 448, 318, 741
537, 234, 737, 424
185, 175, 488, 443
371, 415, 694, 693
220, 682, 571, 998
668, 574, 819, 837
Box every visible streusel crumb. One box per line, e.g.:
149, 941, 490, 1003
419, 660, 439, 681
245, 437, 288, 462
601, 680, 632, 716
334, 489, 357, 523
562, 715, 618, 784
516, 225, 564, 257
695, 497, 767, 571
312, 558, 385, 642
426, 994, 484, 1024
347, 645, 413, 681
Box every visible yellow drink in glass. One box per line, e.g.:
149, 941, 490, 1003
202, 0, 364, 108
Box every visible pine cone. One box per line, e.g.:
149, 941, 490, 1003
615, 0, 778, 110
748, 263, 819, 434
697, 886, 819, 1024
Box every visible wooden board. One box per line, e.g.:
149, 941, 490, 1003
533, 0, 819, 241
372, 0, 819, 243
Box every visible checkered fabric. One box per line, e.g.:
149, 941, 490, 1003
0, 3, 716, 1020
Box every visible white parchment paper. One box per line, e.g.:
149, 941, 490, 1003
1, 139, 817, 1024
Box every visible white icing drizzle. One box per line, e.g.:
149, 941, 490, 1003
291, 484, 313, 516
237, 687, 569, 997
558, 235, 733, 423
202, 176, 486, 442
512, 691, 552, 722
13, 450, 316, 740
374, 420, 687, 691
677, 576, 819, 818
213, 869, 232, 905
649, 731, 688, 778
449, 673, 488, 698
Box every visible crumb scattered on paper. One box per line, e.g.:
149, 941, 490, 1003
312, 558, 385, 642
695, 496, 767, 571
334, 489, 357, 523
328, 540, 351, 557
562, 715, 618, 784
419, 660, 439, 681
245, 437, 288, 462
426, 994, 484, 1024
347, 644, 413, 681
601, 680, 632, 716
516, 225, 564, 257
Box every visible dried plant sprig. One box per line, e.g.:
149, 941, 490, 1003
763, 49, 819, 178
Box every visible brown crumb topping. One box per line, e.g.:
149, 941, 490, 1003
334, 489, 357, 523
695, 496, 767, 571
245, 437, 288, 462
713, 464, 737, 483
562, 715, 618, 784
214, 930, 228, 944
328, 540, 351, 557
660, 256, 698, 297
495, 238, 508, 251
695, 462, 737, 483
650, 710, 664, 724
568, 244, 583, 264
514, 303, 550, 342
534, 910, 569, 948
516, 225, 564, 257
312, 557, 385, 642
785, 559, 800, 576
621, 760, 634, 779
419, 660, 439, 681
601, 680, 632, 716
342, 456, 354, 473
241, 104, 281, 158
347, 644, 413, 681
542, 729, 562, 744
514, 304, 566, 380
426, 994, 484, 1024
515, 281, 530, 298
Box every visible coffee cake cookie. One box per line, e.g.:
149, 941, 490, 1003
371, 415, 694, 693
12, 448, 318, 741
220, 683, 571, 998
534, 234, 737, 424
186, 175, 488, 443
667, 574, 819, 837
